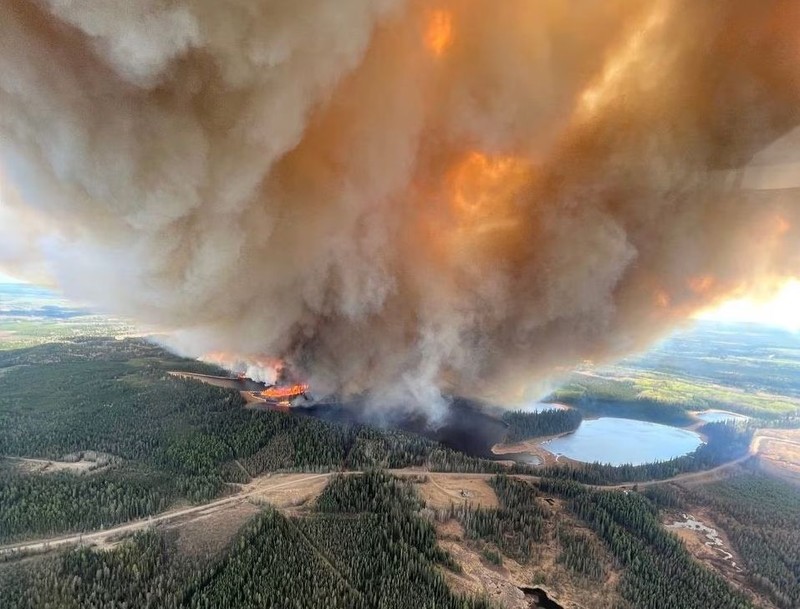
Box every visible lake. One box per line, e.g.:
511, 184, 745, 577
695, 410, 749, 423
514, 402, 570, 413
542, 417, 703, 466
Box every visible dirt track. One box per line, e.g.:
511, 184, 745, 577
0, 463, 753, 557
1, 429, 789, 557
0, 473, 330, 557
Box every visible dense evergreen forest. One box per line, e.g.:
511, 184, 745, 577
447, 475, 612, 589
501, 409, 582, 442
665, 472, 800, 609
450, 475, 549, 562
535, 421, 752, 484
0, 473, 492, 609
0, 338, 764, 545
537, 478, 756, 609
0, 467, 175, 543
0, 338, 503, 542
2, 338, 794, 609
555, 526, 607, 581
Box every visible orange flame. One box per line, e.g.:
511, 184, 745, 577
688, 275, 715, 295
775, 215, 791, 236
447, 151, 528, 230
425, 9, 454, 57
260, 383, 309, 400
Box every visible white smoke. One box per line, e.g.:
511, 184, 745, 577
1, 0, 800, 409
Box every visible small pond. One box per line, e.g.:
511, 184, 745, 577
542, 417, 703, 466
695, 410, 749, 423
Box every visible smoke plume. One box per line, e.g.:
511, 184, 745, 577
2, 0, 800, 407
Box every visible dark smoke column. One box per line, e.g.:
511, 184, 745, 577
0, 0, 799, 409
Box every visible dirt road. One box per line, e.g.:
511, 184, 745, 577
0, 473, 331, 557
2, 429, 787, 557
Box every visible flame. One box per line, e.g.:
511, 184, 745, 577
654, 289, 671, 308
425, 9, 454, 58
260, 383, 309, 400
416, 150, 530, 269
688, 275, 715, 295
447, 151, 528, 233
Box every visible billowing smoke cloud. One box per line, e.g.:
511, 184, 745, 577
2, 0, 800, 408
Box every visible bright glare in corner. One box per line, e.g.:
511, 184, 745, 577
696, 279, 800, 332
0, 272, 24, 284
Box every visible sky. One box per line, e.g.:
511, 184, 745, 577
0, 272, 23, 283
696, 280, 800, 332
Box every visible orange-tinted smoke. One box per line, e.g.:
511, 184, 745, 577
2, 0, 800, 408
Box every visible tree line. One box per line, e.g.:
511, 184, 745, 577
1, 472, 493, 609
537, 478, 756, 609
502, 409, 582, 442
669, 470, 800, 609
0, 339, 505, 542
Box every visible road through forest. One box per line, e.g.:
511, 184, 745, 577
1, 430, 786, 557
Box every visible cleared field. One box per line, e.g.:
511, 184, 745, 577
754, 429, 800, 484
4, 456, 103, 475
244, 472, 332, 511
413, 473, 499, 509
167, 371, 237, 389
170, 502, 261, 559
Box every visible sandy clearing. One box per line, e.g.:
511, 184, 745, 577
752, 429, 800, 485
244, 472, 332, 512
414, 474, 499, 509
492, 438, 567, 466
4, 456, 103, 475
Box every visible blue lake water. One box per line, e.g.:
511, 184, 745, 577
515, 402, 569, 413
543, 417, 703, 466
695, 410, 749, 423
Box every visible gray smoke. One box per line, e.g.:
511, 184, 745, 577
2, 0, 800, 408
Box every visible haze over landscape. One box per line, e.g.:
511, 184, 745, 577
1, 2, 800, 609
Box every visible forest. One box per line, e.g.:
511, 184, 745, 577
546, 375, 696, 425
0, 472, 492, 609
445, 473, 614, 591
0, 338, 765, 544
1, 338, 795, 609
450, 475, 549, 562
662, 471, 800, 609
548, 330, 800, 420
537, 478, 756, 609
501, 409, 582, 442
0, 338, 503, 542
